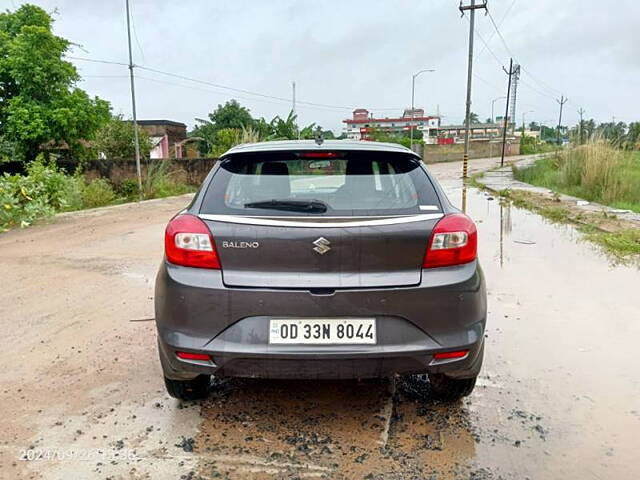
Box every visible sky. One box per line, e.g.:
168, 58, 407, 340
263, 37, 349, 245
3, 0, 639, 134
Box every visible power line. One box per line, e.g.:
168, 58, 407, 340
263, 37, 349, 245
128, 0, 146, 63
518, 77, 556, 100
66, 55, 129, 66
137, 65, 353, 110
476, 0, 517, 59
67, 55, 415, 114
135, 75, 352, 113
486, 10, 517, 61
521, 66, 563, 97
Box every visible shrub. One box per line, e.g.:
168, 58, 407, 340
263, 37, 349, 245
143, 160, 192, 199
0, 158, 83, 230
81, 178, 117, 209
118, 178, 140, 200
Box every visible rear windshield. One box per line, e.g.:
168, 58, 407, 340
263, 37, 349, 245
199, 150, 442, 217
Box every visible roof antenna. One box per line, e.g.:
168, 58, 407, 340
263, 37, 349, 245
314, 126, 324, 146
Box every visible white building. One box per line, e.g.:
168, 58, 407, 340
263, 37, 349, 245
342, 108, 441, 143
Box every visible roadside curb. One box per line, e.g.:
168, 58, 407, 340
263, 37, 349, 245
53, 193, 195, 219
475, 157, 640, 228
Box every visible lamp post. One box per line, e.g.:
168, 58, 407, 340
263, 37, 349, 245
488, 96, 506, 159
491, 96, 506, 123
410, 69, 435, 151
522, 110, 534, 136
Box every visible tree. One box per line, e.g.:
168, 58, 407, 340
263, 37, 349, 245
191, 101, 328, 155
269, 111, 299, 140
597, 121, 627, 145
0, 4, 111, 161
467, 112, 480, 124
94, 116, 152, 159
625, 122, 640, 150
191, 100, 256, 154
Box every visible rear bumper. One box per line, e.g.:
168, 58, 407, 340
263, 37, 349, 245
155, 260, 486, 380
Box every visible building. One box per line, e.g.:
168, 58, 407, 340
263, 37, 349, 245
436, 123, 502, 143
137, 120, 188, 159
342, 108, 441, 143
513, 129, 541, 139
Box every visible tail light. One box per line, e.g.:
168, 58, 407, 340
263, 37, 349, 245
423, 213, 477, 268
164, 214, 220, 269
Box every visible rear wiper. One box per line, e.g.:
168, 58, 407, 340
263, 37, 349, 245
244, 199, 328, 213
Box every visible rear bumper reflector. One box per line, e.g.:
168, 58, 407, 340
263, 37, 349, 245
176, 351, 210, 361
433, 350, 469, 360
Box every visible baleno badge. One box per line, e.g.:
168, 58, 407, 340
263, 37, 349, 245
312, 237, 331, 255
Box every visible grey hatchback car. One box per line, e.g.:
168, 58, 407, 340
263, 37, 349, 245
155, 140, 486, 401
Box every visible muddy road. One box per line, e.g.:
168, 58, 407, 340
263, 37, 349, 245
1, 156, 638, 479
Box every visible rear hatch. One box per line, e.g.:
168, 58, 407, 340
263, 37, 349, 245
198, 149, 443, 289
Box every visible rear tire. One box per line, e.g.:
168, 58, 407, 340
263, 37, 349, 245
428, 373, 477, 402
164, 374, 210, 401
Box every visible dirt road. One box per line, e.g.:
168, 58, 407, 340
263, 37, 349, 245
1, 156, 638, 479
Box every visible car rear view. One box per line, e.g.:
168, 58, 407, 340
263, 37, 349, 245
155, 140, 486, 401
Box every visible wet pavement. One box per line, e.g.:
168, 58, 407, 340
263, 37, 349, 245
0, 158, 639, 479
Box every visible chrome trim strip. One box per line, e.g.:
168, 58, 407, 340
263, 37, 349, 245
198, 213, 444, 228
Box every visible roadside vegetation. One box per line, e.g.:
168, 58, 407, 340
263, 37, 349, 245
0, 159, 194, 232
513, 141, 640, 213
495, 189, 640, 259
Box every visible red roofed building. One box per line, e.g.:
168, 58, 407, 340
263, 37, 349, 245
343, 108, 441, 143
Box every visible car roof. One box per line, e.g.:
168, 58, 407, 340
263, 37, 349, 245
222, 140, 418, 156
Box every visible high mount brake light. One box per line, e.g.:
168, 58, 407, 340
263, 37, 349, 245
298, 152, 340, 158
423, 213, 477, 268
165, 214, 220, 269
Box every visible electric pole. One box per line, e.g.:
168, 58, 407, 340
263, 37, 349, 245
459, 0, 487, 179
577, 107, 585, 144
125, 0, 142, 200
556, 95, 567, 147
500, 58, 516, 167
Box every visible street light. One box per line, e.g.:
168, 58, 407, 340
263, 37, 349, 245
491, 96, 506, 123
522, 110, 534, 136
410, 68, 435, 150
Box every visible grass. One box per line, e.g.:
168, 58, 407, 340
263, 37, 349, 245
513, 142, 640, 213
583, 228, 640, 257
1, 159, 196, 232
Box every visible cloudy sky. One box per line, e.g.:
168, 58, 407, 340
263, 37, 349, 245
5, 0, 639, 133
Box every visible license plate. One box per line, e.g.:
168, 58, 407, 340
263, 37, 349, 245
269, 318, 376, 345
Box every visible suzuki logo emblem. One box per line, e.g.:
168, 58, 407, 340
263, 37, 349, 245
312, 237, 331, 255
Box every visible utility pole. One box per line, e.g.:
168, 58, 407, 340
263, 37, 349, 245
410, 69, 435, 151
125, 0, 142, 200
577, 107, 585, 144
500, 58, 516, 167
459, 0, 487, 179
556, 95, 567, 147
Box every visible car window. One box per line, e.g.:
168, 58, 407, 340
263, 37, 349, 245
199, 150, 442, 216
